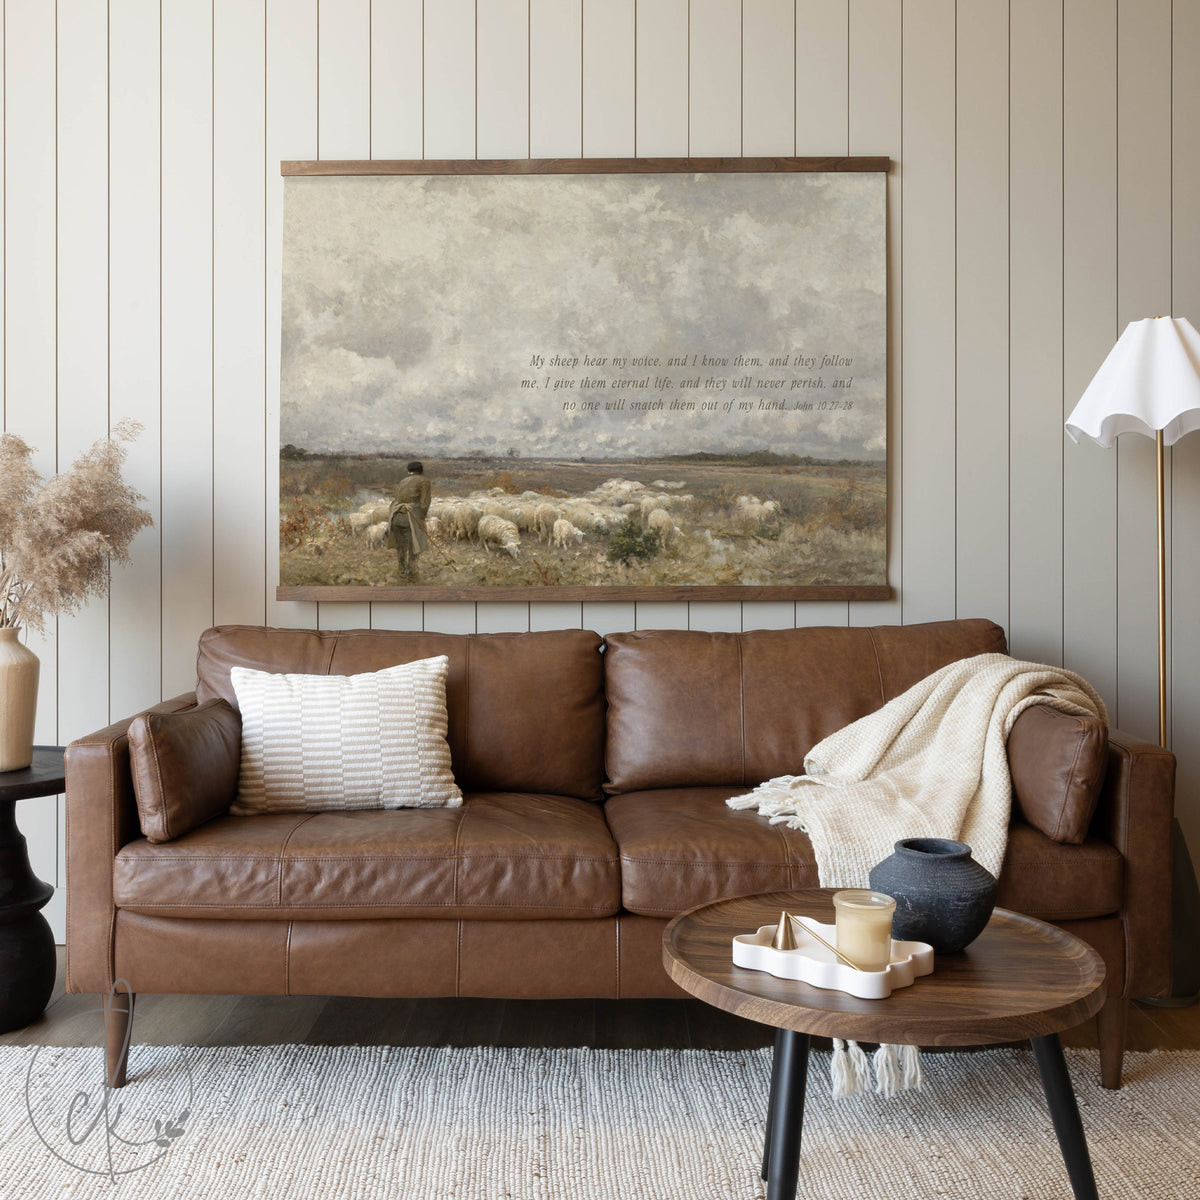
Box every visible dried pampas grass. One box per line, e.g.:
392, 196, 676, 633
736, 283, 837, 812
0, 419, 153, 635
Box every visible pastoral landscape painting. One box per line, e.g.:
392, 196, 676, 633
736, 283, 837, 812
277, 160, 889, 600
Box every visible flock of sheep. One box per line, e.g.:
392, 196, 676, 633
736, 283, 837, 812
343, 476, 715, 561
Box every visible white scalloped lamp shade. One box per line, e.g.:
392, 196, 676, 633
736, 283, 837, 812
1065, 316, 1200, 448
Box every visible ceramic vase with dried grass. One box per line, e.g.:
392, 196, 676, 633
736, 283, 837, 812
0, 628, 39, 771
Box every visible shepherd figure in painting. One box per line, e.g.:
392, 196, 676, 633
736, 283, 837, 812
389, 461, 432, 580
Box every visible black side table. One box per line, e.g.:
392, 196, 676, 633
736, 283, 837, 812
0, 745, 63, 1032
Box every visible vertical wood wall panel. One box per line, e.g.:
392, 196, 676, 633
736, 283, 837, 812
634, 0, 688, 156
1008, 0, 1064, 665
52, 0, 105, 927
56, 0, 111, 750
580, 600, 637, 637
847, 0, 902, 629
899, 0, 957, 626
477, 0, 529, 158
14, 1, 1200, 943
214, 0, 268, 630
742, 0, 794, 157
422, 603, 477, 635
108, 0, 163, 720
690, 602, 743, 633
315, 0, 371, 634
1171, 1, 1200, 856
529, 0, 582, 157
265, 0, 318, 632
424, 0, 476, 158
634, 601, 689, 630
529, 602, 584, 631
1114, 0, 1172, 741
370, 0, 423, 158
369, 601, 424, 630
160, 2, 215, 696
318, 0, 370, 159
583, 0, 634, 157
740, 601, 797, 630
5, 0, 59, 753
688, 0, 742, 156
5, 3, 58, 895
795, 1, 848, 156
1062, 0, 1117, 710
954, 0, 1009, 631
475, 603, 531, 634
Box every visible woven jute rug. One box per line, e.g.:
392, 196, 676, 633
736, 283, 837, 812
4, 1043, 1197, 1199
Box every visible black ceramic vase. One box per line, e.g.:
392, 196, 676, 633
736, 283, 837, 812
868, 838, 998, 954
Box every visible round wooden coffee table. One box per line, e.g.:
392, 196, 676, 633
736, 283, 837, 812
663, 889, 1106, 1200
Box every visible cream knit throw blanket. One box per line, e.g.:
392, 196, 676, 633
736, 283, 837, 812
726, 652, 1108, 888
727, 652, 1107, 1100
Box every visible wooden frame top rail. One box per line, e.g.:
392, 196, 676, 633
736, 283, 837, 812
282, 156, 892, 177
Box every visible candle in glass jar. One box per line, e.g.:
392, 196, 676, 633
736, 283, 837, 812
832, 890, 896, 972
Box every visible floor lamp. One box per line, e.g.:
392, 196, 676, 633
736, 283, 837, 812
1065, 314, 1200, 1005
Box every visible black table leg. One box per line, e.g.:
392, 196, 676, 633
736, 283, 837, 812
1031, 1034, 1099, 1200
764, 1029, 811, 1200
761, 1028, 784, 1180
0, 798, 56, 1033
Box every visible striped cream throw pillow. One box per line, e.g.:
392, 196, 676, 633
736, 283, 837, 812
228, 656, 462, 814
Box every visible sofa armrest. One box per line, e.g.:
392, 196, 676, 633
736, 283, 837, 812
65, 692, 198, 993
1090, 727, 1175, 998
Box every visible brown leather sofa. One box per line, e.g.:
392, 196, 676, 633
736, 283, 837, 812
65, 618, 1174, 1089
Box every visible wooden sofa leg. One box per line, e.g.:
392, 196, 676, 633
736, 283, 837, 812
103, 987, 135, 1089
1097, 995, 1127, 1090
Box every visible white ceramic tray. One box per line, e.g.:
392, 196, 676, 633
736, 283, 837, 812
731, 918, 935, 1000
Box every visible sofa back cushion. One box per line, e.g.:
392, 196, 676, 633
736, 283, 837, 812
603, 619, 1008, 793
196, 626, 606, 800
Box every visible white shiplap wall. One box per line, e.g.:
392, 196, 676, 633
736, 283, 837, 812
5, 0, 1198, 941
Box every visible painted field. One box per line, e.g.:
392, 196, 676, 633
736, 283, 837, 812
279, 454, 885, 591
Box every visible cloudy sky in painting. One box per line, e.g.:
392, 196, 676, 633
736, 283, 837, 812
280, 171, 886, 461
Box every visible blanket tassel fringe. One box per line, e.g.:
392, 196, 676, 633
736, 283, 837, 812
831, 1039, 922, 1100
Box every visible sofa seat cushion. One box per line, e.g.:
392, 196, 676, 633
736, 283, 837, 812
605, 788, 821, 917
995, 822, 1124, 921
605, 789, 1124, 922
112, 793, 620, 920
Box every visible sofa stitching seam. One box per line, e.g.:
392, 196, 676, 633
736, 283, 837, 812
455, 920, 462, 998
114, 900, 620, 911
619, 856, 811, 869
737, 637, 746, 787
866, 627, 886, 706
106, 749, 120, 989
116, 853, 619, 863
1052, 726, 1090, 842
769, 823, 796, 889
451, 805, 469, 908
145, 724, 170, 840
285, 920, 293, 994
614, 918, 621, 998
1119, 752, 1137, 995
276, 814, 318, 906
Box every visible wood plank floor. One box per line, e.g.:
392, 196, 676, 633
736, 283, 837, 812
5, 950, 1198, 1053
